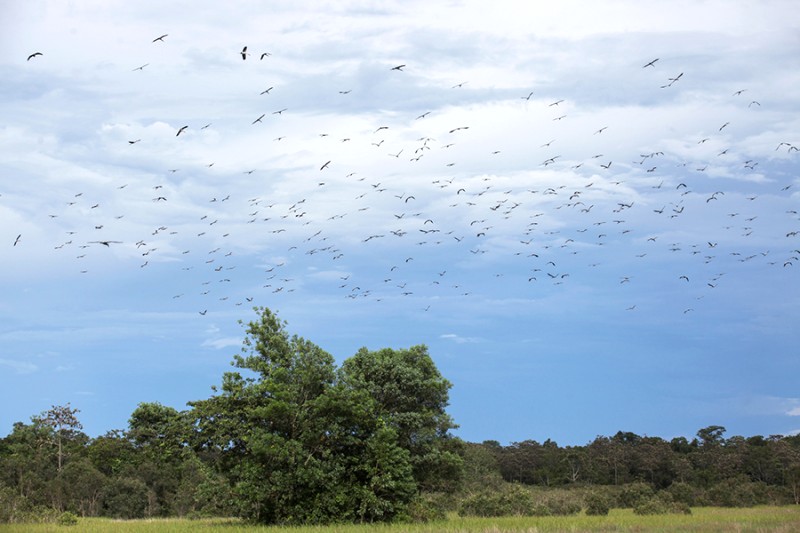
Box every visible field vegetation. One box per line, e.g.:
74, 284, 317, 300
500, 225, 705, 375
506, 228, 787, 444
2, 507, 800, 532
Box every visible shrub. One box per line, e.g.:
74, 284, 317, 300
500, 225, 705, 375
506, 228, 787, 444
666, 481, 696, 506
538, 490, 582, 516
584, 491, 611, 516
707, 476, 769, 507
57, 511, 78, 525
404, 494, 447, 522
619, 482, 655, 508
458, 485, 533, 517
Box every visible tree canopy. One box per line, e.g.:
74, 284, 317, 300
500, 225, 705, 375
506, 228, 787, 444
188, 307, 461, 523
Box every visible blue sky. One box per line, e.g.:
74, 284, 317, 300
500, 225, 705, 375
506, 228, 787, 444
1, 0, 799, 446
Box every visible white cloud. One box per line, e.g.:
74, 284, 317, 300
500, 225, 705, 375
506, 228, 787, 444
0, 358, 38, 374
440, 333, 480, 344
201, 337, 241, 350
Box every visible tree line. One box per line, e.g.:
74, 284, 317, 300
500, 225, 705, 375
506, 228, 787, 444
1, 307, 799, 525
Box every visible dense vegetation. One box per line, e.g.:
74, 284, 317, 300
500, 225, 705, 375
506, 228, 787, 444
1, 307, 799, 526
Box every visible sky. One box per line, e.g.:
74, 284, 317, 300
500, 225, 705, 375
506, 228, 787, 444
1, 0, 799, 446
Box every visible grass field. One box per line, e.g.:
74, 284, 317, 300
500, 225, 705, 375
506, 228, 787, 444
2, 507, 799, 532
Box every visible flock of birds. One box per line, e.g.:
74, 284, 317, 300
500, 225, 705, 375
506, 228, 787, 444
13, 35, 799, 320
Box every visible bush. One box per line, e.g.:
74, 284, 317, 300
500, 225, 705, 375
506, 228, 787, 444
458, 486, 582, 518
538, 490, 582, 516
707, 476, 769, 507
619, 482, 655, 508
57, 511, 78, 526
458, 485, 533, 517
404, 494, 447, 522
584, 491, 611, 516
666, 481, 697, 506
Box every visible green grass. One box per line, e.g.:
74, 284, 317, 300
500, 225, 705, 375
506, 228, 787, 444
2, 507, 799, 532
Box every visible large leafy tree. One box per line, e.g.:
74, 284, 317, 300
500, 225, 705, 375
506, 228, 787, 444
188, 307, 434, 524
339, 345, 464, 492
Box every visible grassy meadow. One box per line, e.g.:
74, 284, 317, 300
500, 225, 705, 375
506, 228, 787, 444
2, 507, 799, 533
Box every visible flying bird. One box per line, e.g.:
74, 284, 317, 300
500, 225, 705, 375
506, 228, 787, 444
320, 161, 331, 170
241, 46, 248, 60
252, 113, 265, 124
260, 52, 271, 60
176, 125, 188, 136
152, 34, 168, 42
27, 52, 43, 61
642, 58, 659, 68
391, 64, 405, 71
13, 234, 21, 246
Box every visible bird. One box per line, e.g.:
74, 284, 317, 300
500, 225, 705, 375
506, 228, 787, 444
152, 34, 168, 42
240, 46, 248, 60
521, 91, 534, 100
13, 234, 21, 246
260, 52, 271, 60
176, 125, 188, 136
320, 161, 331, 170
132, 63, 149, 71
27, 52, 43, 61
252, 114, 265, 124
642, 58, 659, 68
391, 64, 405, 71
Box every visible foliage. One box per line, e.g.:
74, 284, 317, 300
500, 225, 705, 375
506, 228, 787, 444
56, 511, 78, 525
583, 491, 611, 515
187, 307, 457, 524
618, 482, 655, 507
458, 485, 582, 518
100, 477, 149, 519
632, 491, 691, 515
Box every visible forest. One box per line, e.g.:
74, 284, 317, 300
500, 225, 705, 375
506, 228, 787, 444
1, 308, 799, 526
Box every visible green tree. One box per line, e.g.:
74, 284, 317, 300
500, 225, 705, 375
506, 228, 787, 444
41, 404, 84, 473
339, 345, 463, 492
51, 458, 106, 516
189, 307, 434, 524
